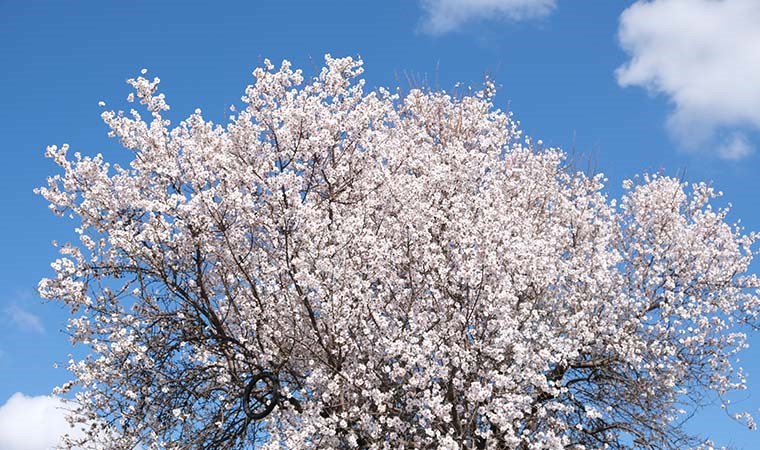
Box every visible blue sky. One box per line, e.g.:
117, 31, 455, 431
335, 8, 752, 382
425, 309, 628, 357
1, 0, 760, 448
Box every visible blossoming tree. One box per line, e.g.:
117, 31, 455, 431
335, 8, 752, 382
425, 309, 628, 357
38, 56, 760, 450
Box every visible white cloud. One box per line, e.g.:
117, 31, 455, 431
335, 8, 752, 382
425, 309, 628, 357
717, 132, 753, 160
0, 393, 79, 450
418, 0, 557, 34
3, 304, 45, 334
616, 0, 760, 159
0, 393, 141, 450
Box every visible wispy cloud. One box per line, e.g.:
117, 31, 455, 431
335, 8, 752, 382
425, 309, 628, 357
717, 132, 753, 161
418, 0, 557, 35
3, 305, 45, 334
616, 0, 760, 159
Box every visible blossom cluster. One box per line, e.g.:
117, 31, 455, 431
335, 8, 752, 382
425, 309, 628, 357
39, 55, 760, 449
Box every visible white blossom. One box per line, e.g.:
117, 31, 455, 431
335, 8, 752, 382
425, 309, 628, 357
37, 55, 760, 450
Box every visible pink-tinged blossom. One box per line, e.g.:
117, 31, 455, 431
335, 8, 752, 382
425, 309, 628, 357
38, 55, 760, 450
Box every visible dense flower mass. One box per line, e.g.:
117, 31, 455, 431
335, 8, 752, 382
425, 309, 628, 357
38, 56, 760, 450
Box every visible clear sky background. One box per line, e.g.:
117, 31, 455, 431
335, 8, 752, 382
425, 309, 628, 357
1, 0, 760, 448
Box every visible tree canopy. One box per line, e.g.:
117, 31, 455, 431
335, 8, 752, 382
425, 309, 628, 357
39, 56, 760, 450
